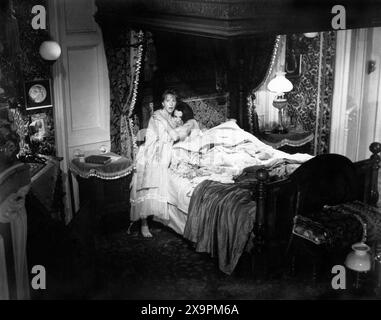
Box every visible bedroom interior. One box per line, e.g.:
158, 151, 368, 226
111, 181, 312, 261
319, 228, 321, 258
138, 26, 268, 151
1, 0, 381, 300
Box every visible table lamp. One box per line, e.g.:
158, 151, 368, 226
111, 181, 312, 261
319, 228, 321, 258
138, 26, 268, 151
345, 242, 371, 289
267, 71, 293, 134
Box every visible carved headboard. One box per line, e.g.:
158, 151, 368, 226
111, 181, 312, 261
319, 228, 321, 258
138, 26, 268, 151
181, 94, 229, 130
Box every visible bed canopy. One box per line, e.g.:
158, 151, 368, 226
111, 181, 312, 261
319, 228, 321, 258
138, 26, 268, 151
94, 0, 381, 159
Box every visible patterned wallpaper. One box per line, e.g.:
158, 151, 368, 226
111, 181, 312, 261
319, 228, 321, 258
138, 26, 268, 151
0, 0, 55, 157
317, 32, 336, 155
286, 31, 336, 154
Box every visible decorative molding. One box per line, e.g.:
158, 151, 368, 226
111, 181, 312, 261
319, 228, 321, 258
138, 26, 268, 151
375, 27, 381, 147
330, 30, 353, 156
64, 0, 97, 34
49, 0, 73, 223
118, 15, 280, 40
350, 29, 368, 161
67, 45, 101, 130
95, 0, 381, 38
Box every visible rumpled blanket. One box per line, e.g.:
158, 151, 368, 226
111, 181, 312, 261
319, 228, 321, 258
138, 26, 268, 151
171, 120, 312, 179
183, 180, 256, 275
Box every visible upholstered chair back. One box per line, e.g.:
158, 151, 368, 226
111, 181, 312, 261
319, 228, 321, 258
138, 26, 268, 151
290, 154, 360, 217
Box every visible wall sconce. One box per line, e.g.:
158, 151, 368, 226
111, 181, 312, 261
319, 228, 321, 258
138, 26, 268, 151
303, 32, 319, 38
267, 71, 293, 134
39, 40, 61, 61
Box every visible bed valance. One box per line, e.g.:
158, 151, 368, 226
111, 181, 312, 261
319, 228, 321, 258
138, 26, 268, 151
94, 0, 381, 39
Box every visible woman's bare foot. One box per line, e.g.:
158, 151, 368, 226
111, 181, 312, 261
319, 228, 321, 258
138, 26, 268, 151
141, 219, 152, 238
141, 225, 153, 237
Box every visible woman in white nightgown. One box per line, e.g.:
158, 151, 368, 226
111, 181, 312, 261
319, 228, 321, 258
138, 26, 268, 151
130, 90, 196, 237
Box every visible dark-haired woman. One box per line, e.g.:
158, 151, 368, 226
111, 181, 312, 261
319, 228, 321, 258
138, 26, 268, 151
172, 102, 200, 140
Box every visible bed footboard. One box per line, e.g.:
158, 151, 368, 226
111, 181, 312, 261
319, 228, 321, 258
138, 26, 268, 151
250, 142, 381, 276
354, 142, 381, 206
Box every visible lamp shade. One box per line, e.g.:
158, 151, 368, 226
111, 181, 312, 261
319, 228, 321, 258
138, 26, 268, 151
345, 242, 371, 272
267, 71, 293, 94
39, 41, 61, 61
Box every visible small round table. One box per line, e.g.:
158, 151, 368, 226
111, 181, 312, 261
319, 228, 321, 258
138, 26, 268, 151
70, 152, 133, 180
70, 152, 133, 237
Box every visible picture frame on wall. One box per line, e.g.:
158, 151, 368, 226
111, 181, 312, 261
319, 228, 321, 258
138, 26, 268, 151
24, 79, 53, 111
285, 50, 302, 79
285, 34, 303, 79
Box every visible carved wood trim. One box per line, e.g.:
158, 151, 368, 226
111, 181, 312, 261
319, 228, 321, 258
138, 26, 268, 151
95, 0, 381, 38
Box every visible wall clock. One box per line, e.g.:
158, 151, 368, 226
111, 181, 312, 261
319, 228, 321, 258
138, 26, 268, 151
24, 79, 53, 110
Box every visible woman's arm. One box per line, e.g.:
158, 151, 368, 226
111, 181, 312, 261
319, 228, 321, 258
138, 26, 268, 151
151, 112, 179, 142
152, 111, 177, 129
173, 119, 200, 141
174, 126, 191, 141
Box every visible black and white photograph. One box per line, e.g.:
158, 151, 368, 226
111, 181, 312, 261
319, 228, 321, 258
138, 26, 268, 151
1, 0, 381, 307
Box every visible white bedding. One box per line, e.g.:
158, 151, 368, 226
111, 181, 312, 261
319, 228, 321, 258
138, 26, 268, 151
154, 170, 234, 234
135, 120, 313, 234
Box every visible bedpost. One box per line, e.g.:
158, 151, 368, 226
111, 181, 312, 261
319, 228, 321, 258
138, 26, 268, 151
250, 168, 269, 278
254, 169, 269, 253
369, 142, 381, 206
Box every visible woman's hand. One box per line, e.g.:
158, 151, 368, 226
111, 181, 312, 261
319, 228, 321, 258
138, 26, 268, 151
152, 112, 179, 142
153, 112, 176, 129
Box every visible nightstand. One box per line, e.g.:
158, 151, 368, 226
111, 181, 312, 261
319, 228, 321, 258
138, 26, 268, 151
260, 129, 314, 154
70, 153, 133, 236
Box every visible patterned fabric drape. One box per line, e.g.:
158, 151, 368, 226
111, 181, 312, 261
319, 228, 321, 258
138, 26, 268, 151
287, 32, 336, 155
101, 29, 144, 161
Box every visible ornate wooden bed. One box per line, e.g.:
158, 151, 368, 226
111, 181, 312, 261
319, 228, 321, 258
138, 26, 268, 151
130, 112, 381, 275
248, 141, 381, 275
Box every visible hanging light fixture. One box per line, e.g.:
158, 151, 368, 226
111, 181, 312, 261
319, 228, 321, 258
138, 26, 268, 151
267, 71, 293, 134
39, 40, 61, 61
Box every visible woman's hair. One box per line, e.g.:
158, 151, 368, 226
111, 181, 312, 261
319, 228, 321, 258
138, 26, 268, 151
161, 89, 177, 102
175, 101, 194, 123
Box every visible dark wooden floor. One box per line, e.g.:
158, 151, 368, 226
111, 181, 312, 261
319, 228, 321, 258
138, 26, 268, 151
25, 202, 381, 300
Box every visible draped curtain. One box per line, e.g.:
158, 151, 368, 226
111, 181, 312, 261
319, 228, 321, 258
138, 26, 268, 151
99, 28, 144, 161
245, 35, 280, 135
246, 35, 281, 135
